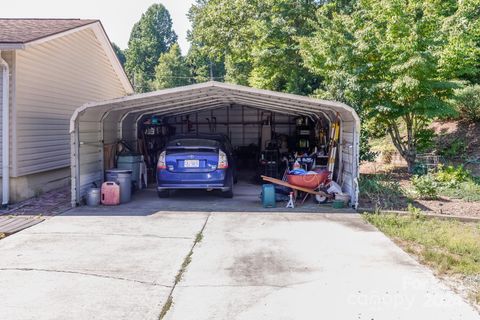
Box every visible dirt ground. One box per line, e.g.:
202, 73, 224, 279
0, 187, 71, 217
359, 162, 480, 217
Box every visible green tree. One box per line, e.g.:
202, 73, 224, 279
301, 0, 458, 171
188, 0, 321, 94
154, 44, 192, 89
439, 0, 480, 84
125, 4, 178, 92
111, 42, 126, 67
185, 44, 226, 83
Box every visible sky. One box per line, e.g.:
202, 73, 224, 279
2, 0, 195, 54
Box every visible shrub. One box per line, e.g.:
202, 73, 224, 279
438, 138, 467, 160
411, 174, 438, 199
453, 85, 480, 123
359, 174, 405, 209
435, 165, 470, 187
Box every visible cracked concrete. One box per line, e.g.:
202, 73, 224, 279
0, 212, 209, 320
165, 212, 480, 320
1, 210, 479, 320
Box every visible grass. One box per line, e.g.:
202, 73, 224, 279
0, 233, 4, 240
364, 213, 480, 275
365, 212, 480, 306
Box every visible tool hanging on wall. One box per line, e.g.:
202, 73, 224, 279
327, 113, 341, 179
206, 118, 212, 132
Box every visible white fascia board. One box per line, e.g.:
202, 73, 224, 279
89, 22, 134, 94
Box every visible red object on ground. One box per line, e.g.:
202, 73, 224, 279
101, 182, 120, 206
287, 171, 330, 189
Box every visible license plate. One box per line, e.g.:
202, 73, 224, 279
184, 159, 200, 168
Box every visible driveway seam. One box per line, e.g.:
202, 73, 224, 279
157, 213, 212, 319
0, 267, 172, 287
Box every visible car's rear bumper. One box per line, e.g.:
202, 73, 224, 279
157, 169, 232, 191
157, 184, 231, 191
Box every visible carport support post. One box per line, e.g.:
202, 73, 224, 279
71, 120, 81, 207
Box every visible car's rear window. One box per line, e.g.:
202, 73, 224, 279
167, 139, 220, 148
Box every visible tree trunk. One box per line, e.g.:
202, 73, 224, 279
405, 153, 416, 173
387, 121, 417, 173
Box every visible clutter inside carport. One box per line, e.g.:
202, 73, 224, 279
71, 82, 360, 209
86, 142, 148, 206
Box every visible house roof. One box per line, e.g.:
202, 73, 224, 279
0, 19, 98, 44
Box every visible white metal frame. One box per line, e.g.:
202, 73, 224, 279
70, 82, 361, 207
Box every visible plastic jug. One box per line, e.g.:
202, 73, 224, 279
101, 181, 120, 205
262, 184, 276, 208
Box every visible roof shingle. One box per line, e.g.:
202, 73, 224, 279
0, 19, 98, 44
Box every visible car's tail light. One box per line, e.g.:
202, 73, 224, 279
218, 150, 228, 169
157, 151, 167, 169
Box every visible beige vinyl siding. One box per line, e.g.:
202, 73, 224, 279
15, 28, 127, 177
0, 51, 15, 177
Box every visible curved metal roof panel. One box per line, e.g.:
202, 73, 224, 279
71, 81, 360, 132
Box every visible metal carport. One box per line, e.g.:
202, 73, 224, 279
70, 81, 361, 207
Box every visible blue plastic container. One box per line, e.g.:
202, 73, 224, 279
262, 184, 276, 208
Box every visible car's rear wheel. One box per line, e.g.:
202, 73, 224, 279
158, 190, 170, 198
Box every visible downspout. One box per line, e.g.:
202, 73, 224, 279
0, 51, 10, 207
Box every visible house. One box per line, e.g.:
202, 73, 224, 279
0, 19, 134, 206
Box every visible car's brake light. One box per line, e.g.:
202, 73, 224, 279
157, 151, 167, 169
218, 150, 228, 169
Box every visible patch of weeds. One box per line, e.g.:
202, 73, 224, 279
175, 251, 193, 285
158, 217, 209, 320
407, 204, 425, 220
409, 165, 480, 202
0, 233, 5, 239
411, 174, 439, 199
158, 296, 173, 320
359, 174, 405, 209
195, 231, 203, 244
439, 179, 480, 202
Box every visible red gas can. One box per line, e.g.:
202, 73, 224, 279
101, 181, 120, 205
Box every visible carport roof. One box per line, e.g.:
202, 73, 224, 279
70, 81, 360, 132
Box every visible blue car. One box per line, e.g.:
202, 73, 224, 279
156, 134, 236, 198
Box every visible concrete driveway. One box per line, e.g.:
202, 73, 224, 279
0, 211, 478, 320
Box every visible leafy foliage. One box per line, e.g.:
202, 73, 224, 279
154, 44, 192, 89
435, 164, 470, 186
438, 0, 480, 83
111, 42, 126, 67
409, 165, 480, 201
453, 85, 480, 122
411, 174, 439, 199
185, 44, 226, 83
438, 138, 467, 160
359, 174, 405, 209
300, 0, 462, 170
188, 0, 321, 94
125, 4, 178, 92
